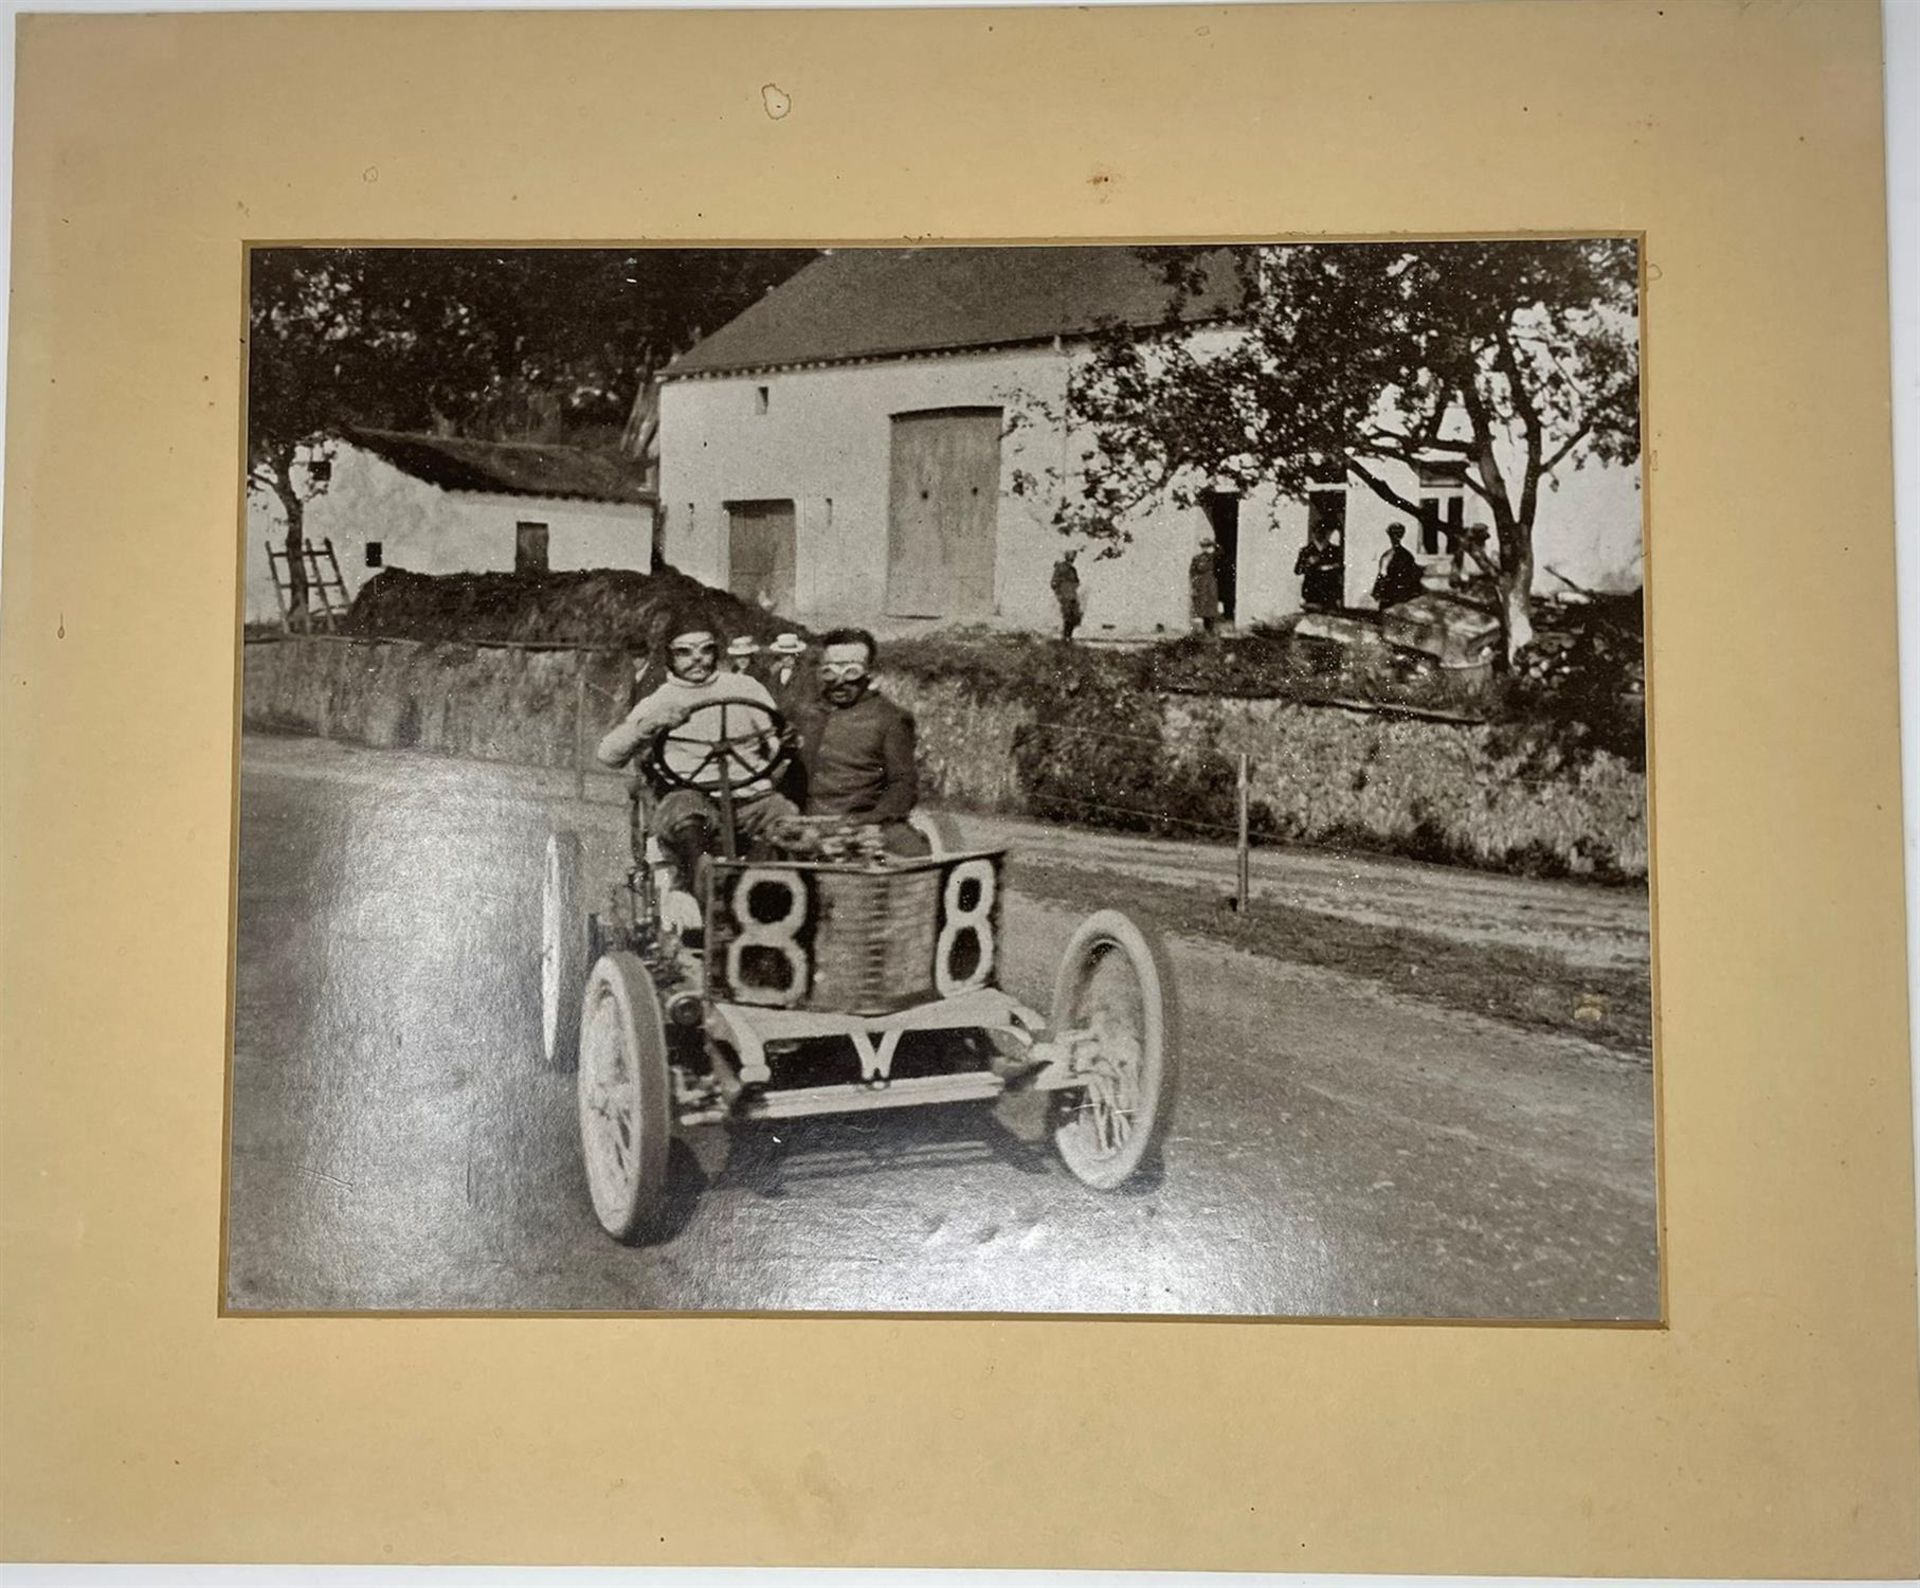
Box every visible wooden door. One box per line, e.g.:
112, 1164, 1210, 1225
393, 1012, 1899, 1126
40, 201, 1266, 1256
1304, 488, 1349, 610
515, 521, 549, 574
886, 408, 1002, 619
1202, 492, 1241, 623
727, 500, 797, 613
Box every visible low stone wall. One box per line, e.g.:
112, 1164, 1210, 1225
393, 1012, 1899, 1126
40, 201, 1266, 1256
242, 637, 1030, 792
242, 635, 632, 771
879, 673, 1033, 814
241, 636, 1647, 880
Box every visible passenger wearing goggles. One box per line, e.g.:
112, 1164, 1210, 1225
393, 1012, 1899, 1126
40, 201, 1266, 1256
794, 627, 929, 858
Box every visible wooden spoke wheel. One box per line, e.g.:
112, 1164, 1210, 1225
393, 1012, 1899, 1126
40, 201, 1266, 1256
1049, 910, 1177, 1190
576, 952, 673, 1242
540, 830, 588, 1071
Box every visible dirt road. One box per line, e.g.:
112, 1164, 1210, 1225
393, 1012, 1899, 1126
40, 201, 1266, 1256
226, 734, 1659, 1318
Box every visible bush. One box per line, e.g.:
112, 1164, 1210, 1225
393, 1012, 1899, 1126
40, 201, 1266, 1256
892, 621, 1496, 713
1495, 592, 1648, 773
874, 673, 1030, 813
1010, 649, 1238, 837
882, 629, 1069, 700
884, 636, 1242, 838
1135, 625, 1317, 696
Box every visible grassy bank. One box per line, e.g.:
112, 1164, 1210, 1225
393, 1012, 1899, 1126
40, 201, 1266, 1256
1008, 856, 1653, 1060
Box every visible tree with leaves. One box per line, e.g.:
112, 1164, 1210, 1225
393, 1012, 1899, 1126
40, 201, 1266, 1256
246, 252, 386, 623
1024, 240, 1640, 659
246, 247, 816, 621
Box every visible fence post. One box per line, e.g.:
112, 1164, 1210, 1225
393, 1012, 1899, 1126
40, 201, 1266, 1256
1235, 751, 1251, 912
573, 661, 588, 802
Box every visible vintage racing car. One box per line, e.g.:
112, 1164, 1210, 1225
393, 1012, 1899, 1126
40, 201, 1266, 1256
539, 697, 1177, 1241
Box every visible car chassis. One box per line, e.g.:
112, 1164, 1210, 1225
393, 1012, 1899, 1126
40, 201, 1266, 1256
540, 698, 1176, 1242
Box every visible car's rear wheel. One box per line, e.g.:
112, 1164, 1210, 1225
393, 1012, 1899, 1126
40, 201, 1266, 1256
577, 952, 674, 1241
1049, 910, 1177, 1190
907, 809, 965, 857
541, 830, 589, 1071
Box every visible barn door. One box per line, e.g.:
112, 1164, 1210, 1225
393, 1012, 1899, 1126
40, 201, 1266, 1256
726, 500, 797, 613
886, 408, 1002, 619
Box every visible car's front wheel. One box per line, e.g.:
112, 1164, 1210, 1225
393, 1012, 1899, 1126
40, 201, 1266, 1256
576, 952, 674, 1242
1049, 910, 1177, 1191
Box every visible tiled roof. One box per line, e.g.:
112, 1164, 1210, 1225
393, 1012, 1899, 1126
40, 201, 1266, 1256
664, 246, 1246, 378
350, 429, 656, 505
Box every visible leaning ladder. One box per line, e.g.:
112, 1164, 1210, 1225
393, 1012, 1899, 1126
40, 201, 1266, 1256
265, 537, 351, 632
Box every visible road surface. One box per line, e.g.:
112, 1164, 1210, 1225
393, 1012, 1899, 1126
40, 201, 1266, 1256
226, 734, 1659, 1319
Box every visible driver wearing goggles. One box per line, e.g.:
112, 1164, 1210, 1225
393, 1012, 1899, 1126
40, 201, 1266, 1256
596, 613, 798, 890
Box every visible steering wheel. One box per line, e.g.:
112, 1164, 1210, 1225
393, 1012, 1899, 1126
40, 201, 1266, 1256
642, 698, 796, 800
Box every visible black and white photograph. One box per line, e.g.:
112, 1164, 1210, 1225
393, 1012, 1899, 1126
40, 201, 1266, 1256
229, 239, 1655, 1318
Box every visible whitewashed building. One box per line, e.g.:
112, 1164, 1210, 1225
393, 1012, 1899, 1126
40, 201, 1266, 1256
245, 429, 657, 623
656, 248, 1642, 639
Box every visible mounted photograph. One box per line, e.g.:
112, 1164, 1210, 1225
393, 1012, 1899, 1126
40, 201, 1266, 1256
229, 239, 1655, 1318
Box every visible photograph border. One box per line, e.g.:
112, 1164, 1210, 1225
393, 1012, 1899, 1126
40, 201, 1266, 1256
4, 1, 1913, 1573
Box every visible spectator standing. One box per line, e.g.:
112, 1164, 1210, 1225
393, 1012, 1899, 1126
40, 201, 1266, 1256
764, 631, 810, 711
1294, 521, 1344, 611
1371, 523, 1425, 610
1452, 523, 1499, 599
1051, 549, 1084, 642
1189, 537, 1222, 634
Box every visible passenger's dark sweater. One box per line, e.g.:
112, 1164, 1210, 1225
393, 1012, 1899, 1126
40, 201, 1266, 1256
798, 689, 918, 823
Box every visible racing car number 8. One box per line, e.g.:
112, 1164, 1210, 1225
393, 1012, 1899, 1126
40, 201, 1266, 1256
935, 858, 997, 996
728, 867, 809, 1004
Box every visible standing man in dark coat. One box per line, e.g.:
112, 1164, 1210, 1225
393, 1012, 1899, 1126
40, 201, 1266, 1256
1189, 536, 1222, 634
761, 630, 813, 808
1294, 521, 1344, 611
1372, 523, 1425, 610
796, 627, 928, 857
1051, 548, 1084, 642
763, 631, 811, 713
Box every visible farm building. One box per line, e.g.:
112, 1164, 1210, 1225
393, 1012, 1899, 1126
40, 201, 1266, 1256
655, 247, 1642, 639
245, 429, 657, 624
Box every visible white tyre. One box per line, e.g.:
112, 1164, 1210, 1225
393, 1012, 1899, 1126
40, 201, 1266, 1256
1049, 910, 1177, 1190
576, 952, 674, 1242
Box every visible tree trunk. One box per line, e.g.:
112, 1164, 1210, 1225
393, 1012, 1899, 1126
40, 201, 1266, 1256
1500, 544, 1535, 661
274, 472, 310, 629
